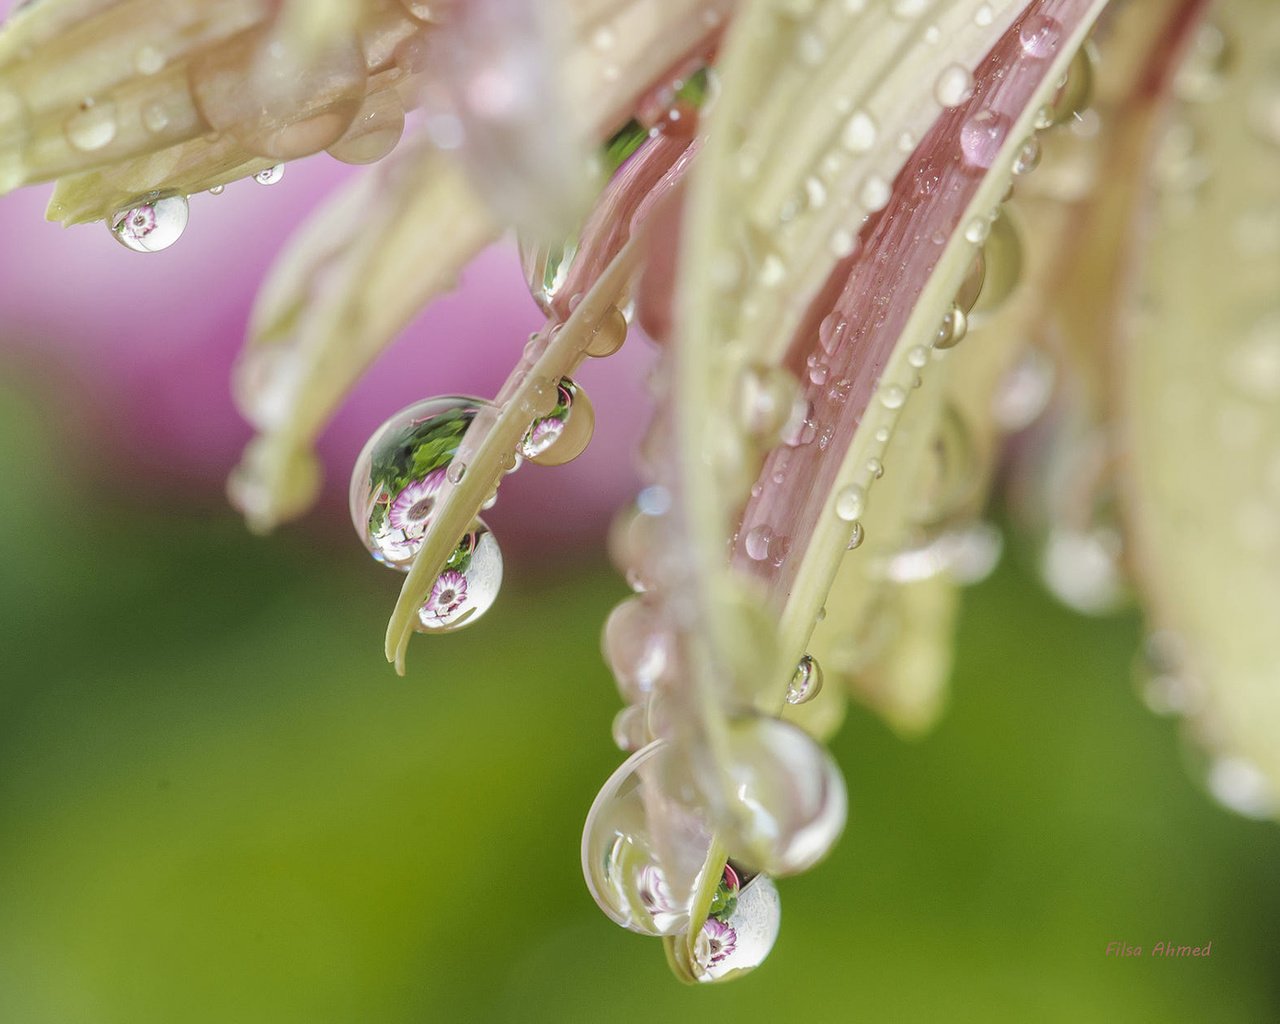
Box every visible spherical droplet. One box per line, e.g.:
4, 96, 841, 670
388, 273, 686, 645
786, 654, 823, 705
414, 518, 503, 633
1018, 14, 1063, 58
934, 64, 975, 108
744, 524, 775, 562
586, 306, 628, 357
960, 109, 1011, 169
689, 872, 781, 983
934, 304, 968, 350
519, 377, 594, 465
712, 715, 847, 875
841, 110, 877, 153
349, 396, 493, 569
880, 384, 907, 410
834, 485, 865, 522
109, 195, 189, 253
254, 164, 285, 185
582, 742, 711, 936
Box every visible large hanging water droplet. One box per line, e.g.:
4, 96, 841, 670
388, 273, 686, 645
349, 396, 493, 569
109, 195, 189, 253
689, 871, 781, 983
708, 715, 847, 876
582, 742, 711, 936
518, 377, 594, 466
414, 519, 503, 632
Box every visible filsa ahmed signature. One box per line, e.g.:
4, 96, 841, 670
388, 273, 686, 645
1106, 941, 1214, 958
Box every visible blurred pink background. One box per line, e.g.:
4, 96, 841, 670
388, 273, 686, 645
0, 155, 654, 556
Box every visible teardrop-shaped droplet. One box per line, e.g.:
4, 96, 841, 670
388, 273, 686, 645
414, 518, 503, 632
708, 715, 847, 876
519, 378, 594, 466
688, 870, 781, 983
786, 654, 824, 705
349, 396, 493, 569
582, 742, 711, 936
109, 195, 189, 253
959, 109, 1011, 170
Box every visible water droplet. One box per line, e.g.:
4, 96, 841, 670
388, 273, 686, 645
819, 314, 848, 355
786, 655, 824, 705
65, 99, 117, 151
890, 0, 927, 19
603, 597, 670, 702
964, 216, 991, 244
711, 715, 847, 875
414, 519, 503, 633
519, 377, 594, 465
446, 460, 467, 484
134, 44, 164, 75
745, 525, 775, 562
934, 304, 968, 349
254, 164, 285, 185
973, 3, 993, 26
841, 110, 877, 153
1012, 136, 1041, 175
879, 384, 907, 409
1043, 43, 1096, 126
846, 521, 865, 550
992, 345, 1055, 430
866, 457, 884, 479
326, 89, 405, 165
689, 871, 781, 982
109, 195, 189, 253
586, 306, 628, 357
934, 64, 975, 108
1206, 756, 1276, 820
349, 396, 494, 569
859, 174, 891, 211
141, 101, 170, 133
582, 742, 711, 936
736, 365, 800, 444
1018, 14, 1062, 58
908, 345, 929, 368
208, 184, 225, 196
960, 109, 1011, 169
835, 485, 865, 522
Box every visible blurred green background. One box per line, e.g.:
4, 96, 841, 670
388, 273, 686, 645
1, 375, 1277, 1024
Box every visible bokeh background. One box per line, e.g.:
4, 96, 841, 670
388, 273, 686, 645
1, 154, 1278, 1024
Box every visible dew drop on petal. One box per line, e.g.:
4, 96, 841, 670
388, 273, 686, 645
879, 384, 907, 410
786, 654, 824, 705
689, 873, 781, 983
934, 64, 975, 108
326, 89, 406, 165
1018, 14, 1063, 58
834, 485, 865, 522
349, 396, 493, 569
1011, 136, 1042, 175
519, 377, 594, 465
841, 110, 877, 153
602, 596, 670, 702
109, 195, 189, 253
254, 164, 285, 185
582, 742, 710, 936
414, 518, 503, 633
960, 109, 1011, 170
65, 99, 117, 151
846, 521, 865, 550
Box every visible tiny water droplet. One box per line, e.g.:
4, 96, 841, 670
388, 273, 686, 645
65, 99, 117, 151
846, 521, 865, 550
745, 524, 775, 561
1011, 136, 1041, 175
879, 384, 907, 409
254, 164, 285, 185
